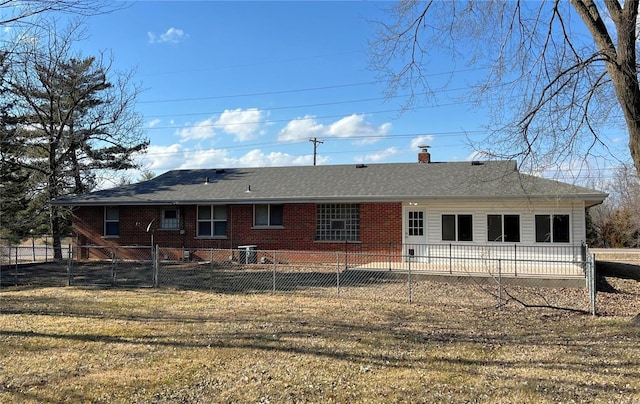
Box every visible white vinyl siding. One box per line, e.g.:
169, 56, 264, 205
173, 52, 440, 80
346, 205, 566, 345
415, 200, 586, 246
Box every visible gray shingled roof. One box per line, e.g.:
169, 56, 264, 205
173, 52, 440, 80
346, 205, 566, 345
52, 160, 607, 207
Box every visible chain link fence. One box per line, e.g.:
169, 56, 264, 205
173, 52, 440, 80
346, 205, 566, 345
1, 243, 597, 313
0, 244, 70, 287
154, 245, 595, 313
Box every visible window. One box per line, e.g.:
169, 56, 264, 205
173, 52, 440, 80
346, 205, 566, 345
104, 206, 119, 237
316, 204, 360, 241
197, 205, 227, 237
408, 210, 424, 236
487, 214, 520, 242
535, 214, 570, 243
254, 204, 283, 227
442, 214, 473, 241
162, 208, 180, 230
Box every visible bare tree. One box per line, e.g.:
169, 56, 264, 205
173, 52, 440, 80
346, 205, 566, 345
0, 1, 120, 27
589, 163, 640, 247
371, 1, 639, 177
2, 21, 148, 258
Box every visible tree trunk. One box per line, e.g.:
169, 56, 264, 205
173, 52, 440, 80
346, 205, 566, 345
50, 207, 63, 261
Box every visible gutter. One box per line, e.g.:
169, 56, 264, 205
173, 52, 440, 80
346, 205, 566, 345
51, 193, 608, 207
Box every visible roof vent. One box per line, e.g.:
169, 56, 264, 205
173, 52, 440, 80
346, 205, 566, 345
418, 145, 431, 164
356, 164, 367, 168
471, 161, 483, 166
204, 177, 210, 184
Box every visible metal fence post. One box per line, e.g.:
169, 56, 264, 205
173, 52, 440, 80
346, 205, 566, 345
498, 259, 502, 309
272, 250, 277, 294
344, 240, 348, 271
336, 251, 340, 297
110, 247, 117, 286
153, 245, 159, 288
67, 244, 72, 286
13, 246, 18, 286
588, 251, 596, 316
514, 244, 518, 277
209, 247, 214, 272
407, 254, 412, 304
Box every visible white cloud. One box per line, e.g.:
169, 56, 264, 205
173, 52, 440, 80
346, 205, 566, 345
137, 143, 185, 171
216, 108, 266, 142
177, 118, 216, 142
147, 118, 161, 128
179, 148, 231, 169
328, 114, 391, 144
278, 114, 391, 145
354, 147, 399, 163
237, 149, 325, 167
137, 144, 323, 173
278, 116, 326, 142
410, 135, 435, 150
138, 145, 232, 171
148, 27, 189, 44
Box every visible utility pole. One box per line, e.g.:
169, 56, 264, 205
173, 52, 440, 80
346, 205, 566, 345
309, 137, 323, 166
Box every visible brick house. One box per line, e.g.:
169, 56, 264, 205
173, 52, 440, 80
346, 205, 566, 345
53, 158, 607, 259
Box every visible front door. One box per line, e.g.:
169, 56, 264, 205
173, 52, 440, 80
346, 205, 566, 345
403, 207, 427, 260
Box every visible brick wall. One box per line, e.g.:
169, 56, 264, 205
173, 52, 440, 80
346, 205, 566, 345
72, 202, 403, 253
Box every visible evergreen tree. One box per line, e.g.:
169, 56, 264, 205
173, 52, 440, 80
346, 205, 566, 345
2, 23, 148, 258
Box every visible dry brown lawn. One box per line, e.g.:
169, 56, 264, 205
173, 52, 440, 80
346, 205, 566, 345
1, 276, 639, 403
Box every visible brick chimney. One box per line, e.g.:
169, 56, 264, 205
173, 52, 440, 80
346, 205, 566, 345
418, 145, 431, 164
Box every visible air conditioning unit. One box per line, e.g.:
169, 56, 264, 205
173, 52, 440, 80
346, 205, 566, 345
238, 245, 257, 264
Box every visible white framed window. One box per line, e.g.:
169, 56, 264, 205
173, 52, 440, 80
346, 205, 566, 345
442, 214, 473, 241
254, 204, 283, 227
408, 210, 424, 236
487, 214, 520, 242
316, 203, 360, 241
535, 214, 570, 243
162, 208, 180, 230
104, 206, 119, 237
197, 205, 227, 237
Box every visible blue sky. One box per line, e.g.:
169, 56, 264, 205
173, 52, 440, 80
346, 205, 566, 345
72, 1, 490, 178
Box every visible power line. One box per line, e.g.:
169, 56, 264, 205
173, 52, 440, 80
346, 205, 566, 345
142, 87, 474, 120
139, 82, 377, 104
138, 67, 489, 104
145, 103, 484, 131
142, 131, 488, 158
